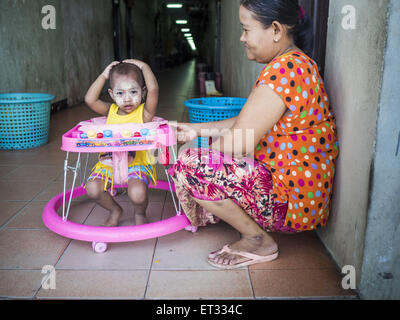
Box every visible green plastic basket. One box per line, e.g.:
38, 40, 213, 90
0, 93, 54, 150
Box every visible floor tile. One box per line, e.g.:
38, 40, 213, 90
0, 229, 70, 269
0, 149, 40, 166
0, 166, 18, 178
249, 232, 336, 270
146, 270, 253, 299
0, 270, 43, 298
36, 270, 148, 299
55, 238, 156, 270
3, 165, 62, 181
5, 201, 94, 229
153, 205, 240, 270
0, 201, 28, 227
0, 179, 50, 201
34, 178, 90, 202
55, 202, 162, 270
249, 268, 357, 299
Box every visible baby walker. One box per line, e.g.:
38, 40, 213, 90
42, 116, 196, 253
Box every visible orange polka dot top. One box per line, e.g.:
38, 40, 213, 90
254, 51, 339, 231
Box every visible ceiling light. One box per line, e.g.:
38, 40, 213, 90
187, 39, 197, 51
167, 3, 183, 8
175, 20, 187, 24
184, 33, 192, 37
181, 28, 190, 32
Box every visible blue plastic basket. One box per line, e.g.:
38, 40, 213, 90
184, 97, 246, 147
0, 93, 54, 150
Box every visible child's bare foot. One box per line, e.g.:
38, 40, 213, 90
134, 213, 148, 225
104, 208, 122, 227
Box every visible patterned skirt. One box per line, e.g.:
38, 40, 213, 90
168, 148, 299, 233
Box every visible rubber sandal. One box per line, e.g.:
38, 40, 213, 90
207, 245, 278, 270
208, 247, 225, 259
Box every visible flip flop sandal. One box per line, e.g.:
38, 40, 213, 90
207, 245, 279, 270
208, 247, 225, 259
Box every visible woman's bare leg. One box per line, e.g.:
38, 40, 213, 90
193, 197, 278, 266
86, 179, 122, 227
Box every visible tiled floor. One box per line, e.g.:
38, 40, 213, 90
0, 61, 357, 299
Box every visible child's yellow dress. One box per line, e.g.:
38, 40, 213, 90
87, 103, 157, 192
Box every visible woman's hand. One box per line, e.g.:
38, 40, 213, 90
170, 122, 198, 144
122, 59, 147, 70
102, 61, 120, 79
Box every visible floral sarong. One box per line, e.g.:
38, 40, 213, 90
168, 148, 300, 233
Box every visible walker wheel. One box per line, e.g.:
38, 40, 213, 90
92, 241, 108, 253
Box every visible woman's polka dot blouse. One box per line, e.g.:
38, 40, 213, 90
254, 51, 339, 231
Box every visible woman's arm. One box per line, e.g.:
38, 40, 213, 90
123, 59, 159, 122
173, 116, 238, 145
211, 84, 286, 157
183, 116, 238, 136
84, 61, 119, 116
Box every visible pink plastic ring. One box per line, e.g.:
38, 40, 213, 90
42, 181, 191, 243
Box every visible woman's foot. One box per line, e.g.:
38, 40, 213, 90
104, 207, 122, 227
134, 213, 148, 225
208, 234, 278, 268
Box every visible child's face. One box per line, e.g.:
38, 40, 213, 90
109, 74, 144, 115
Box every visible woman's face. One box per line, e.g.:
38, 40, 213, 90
239, 5, 276, 64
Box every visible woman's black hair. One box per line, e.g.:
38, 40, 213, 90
240, 0, 314, 57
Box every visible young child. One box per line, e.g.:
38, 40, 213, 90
84, 59, 159, 227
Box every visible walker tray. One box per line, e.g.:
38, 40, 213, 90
61, 116, 175, 153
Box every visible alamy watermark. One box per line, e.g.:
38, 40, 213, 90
341, 265, 356, 290
41, 5, 56, 30
342, 5, 356, 30
41, 265, 56, 290
40, 4, 356, 31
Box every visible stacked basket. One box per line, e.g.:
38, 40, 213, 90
184, 97, 246, 148
0, 93, 54, 149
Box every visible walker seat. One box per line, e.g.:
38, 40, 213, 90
42, 117, 197, 253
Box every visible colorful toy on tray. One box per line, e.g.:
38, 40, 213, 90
61, 116, 175, 153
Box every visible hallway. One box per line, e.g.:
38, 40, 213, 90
0, 61, 356, 299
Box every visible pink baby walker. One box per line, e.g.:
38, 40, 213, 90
42, 116, 196, 253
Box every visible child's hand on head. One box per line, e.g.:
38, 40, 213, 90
122, 59, 147, 70
102, 61, 120, 80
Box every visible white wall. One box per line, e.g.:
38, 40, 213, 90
317, 0, 389, 287
359, 0, 400, 299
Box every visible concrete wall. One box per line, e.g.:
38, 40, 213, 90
61, 0, 114, 105
0, 0, 66, 101
317, 0, 389, 288
359, 0, 400, 299
0, 0, 160, 106
220, 0, 264, 98
198, 0, 217, 71
125, 0, 158, 62
0, 0, 114, 106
